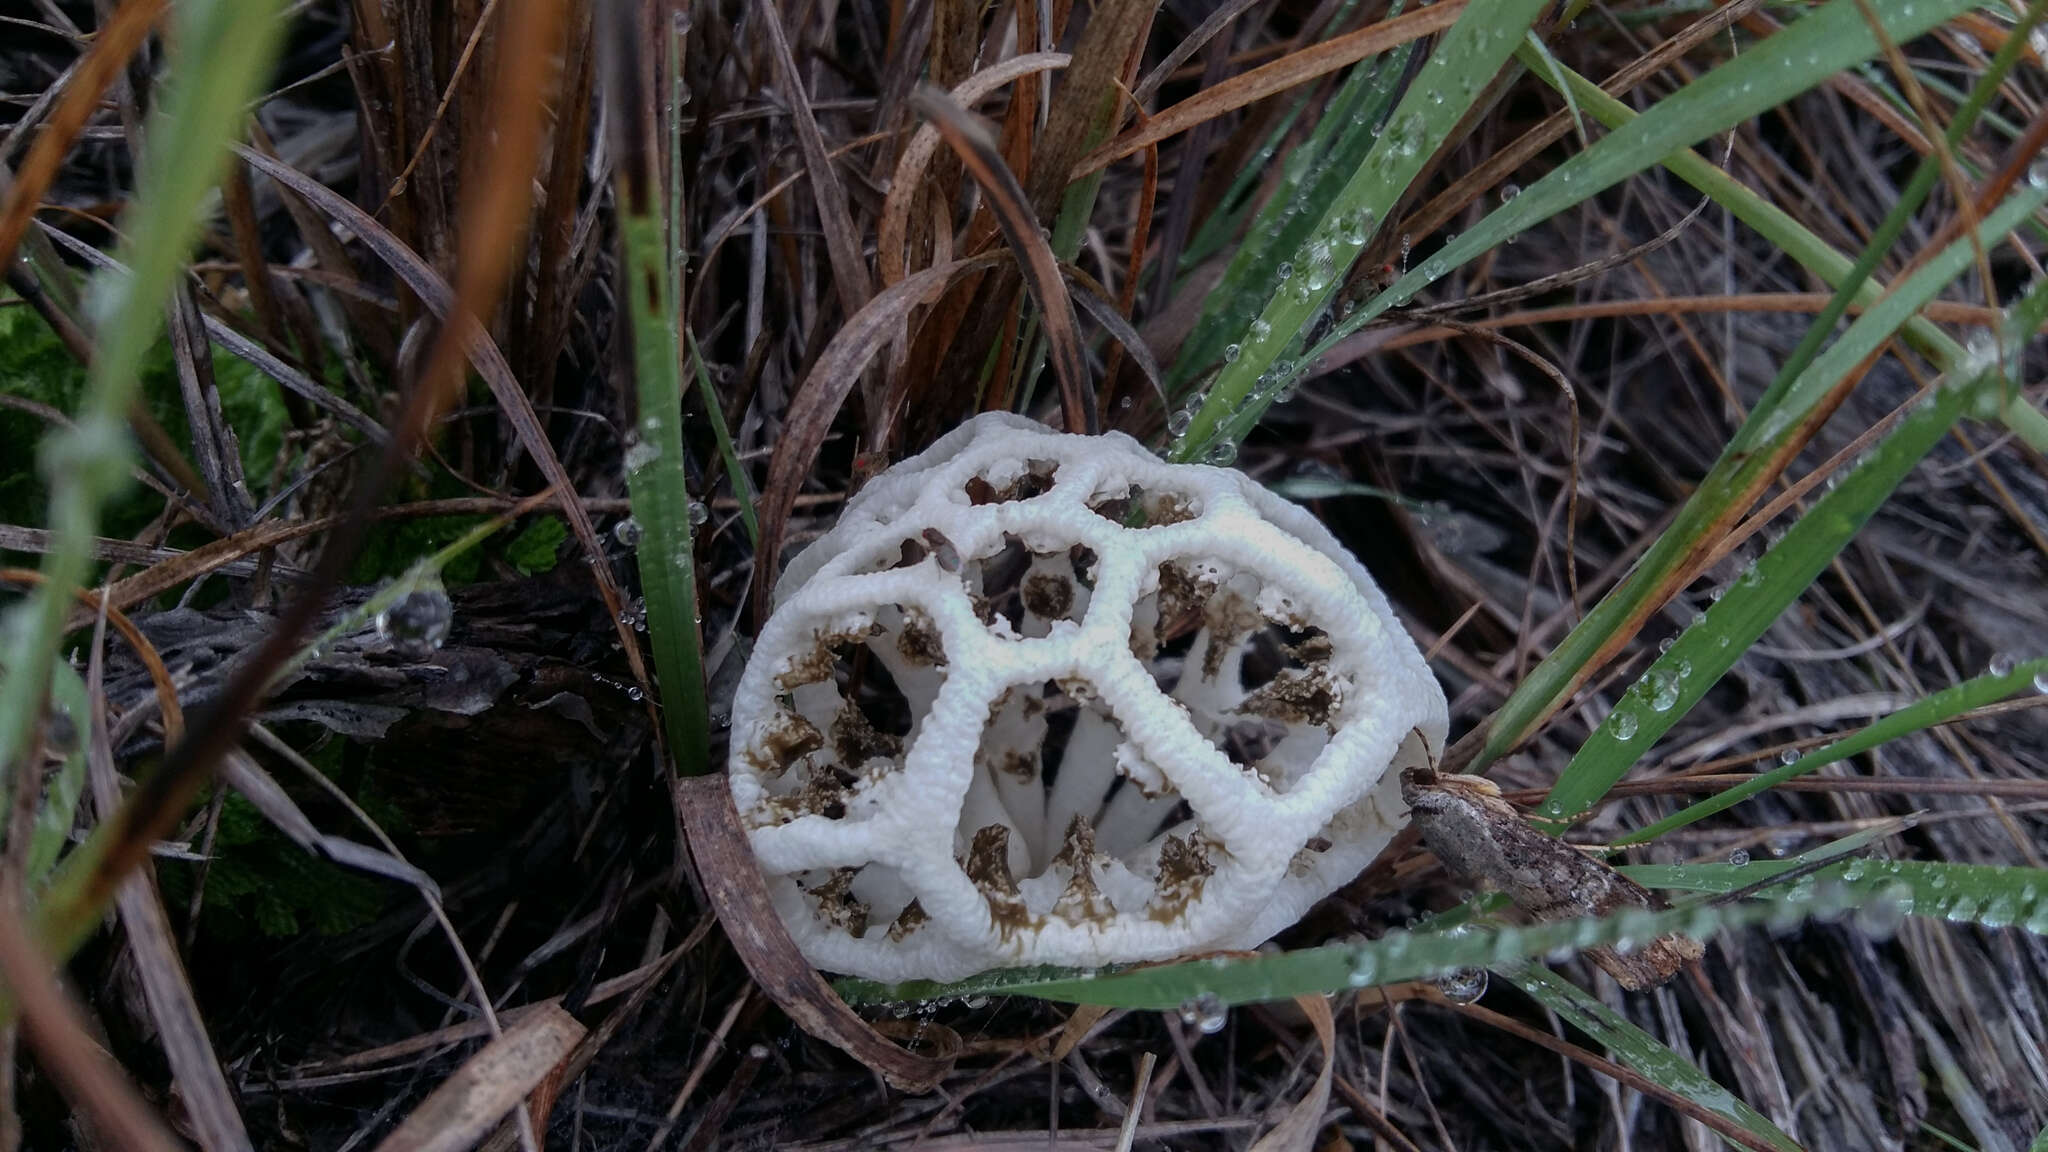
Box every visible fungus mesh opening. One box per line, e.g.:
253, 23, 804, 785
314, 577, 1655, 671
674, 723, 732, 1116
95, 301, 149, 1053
1085, 482, 1203, 528
964, 458, 1058, 504
748, 612, 934, 828
1129, 559, 1341, 796
959, 680, 1209, 930
793, 862, 922, 941
963, 534, 1088, 636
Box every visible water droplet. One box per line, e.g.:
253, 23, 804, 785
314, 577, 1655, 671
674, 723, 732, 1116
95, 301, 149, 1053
626, 685, 645, 701
1168, 409, 1194, 436
2034, 668, 2048, 694
612, 516, 643, 547
1177, 992, 1228, 1034
1646, 669, 1680, 712
1989, 652, 2016, 677
1204, 441, 1239, 466
1728, 848, 1751, 867
1223, 343, 1241, 363
1499, 183, 1520, 203
1436, 967, 1488, 1004
620, 600, 648, 632
1612, 711, 1639, 741
623, 436, 662, 473
688, 501, 711, 528
1780, 748, 1800, 767
1347, 949, 1378, 987
1276, 262, 1294, 281
376, 585, 454, 661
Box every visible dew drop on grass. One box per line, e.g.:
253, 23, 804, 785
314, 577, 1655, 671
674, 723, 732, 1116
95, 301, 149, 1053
1344, 946, 1380, 987
1728, 848, 1751, 867
613, 516, 643, 547
620, 600, 648, 632
2034, 668, 2048, 694
1612, 711, 1639, 741
1178, 992, 1228, 1034
1223, 343, 1241, 363
623, 436, 662, 473
1646, 669, 1680, 712
1499, 183, 1520, 203
688, 501, 711, 528
1168, 409, 1194, 436
377, 586, 454, 661
1989, 652, 2016, 677
1436, 967, 1487, 1004
1780, 748, 1800, 767
1205, 441, 1239, 466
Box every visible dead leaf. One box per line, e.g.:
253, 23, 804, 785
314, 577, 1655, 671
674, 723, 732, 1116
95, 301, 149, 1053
675, 774, 953, 1092
1402, 767, 1703, 990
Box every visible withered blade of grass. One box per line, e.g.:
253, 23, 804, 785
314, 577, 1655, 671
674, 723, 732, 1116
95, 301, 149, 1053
912, 88, 1094, 434
30, 9, 591, 986
1452, 1000, 1784, 1152
369, 1004, 585, 1152
877, 53, 1070, 287
0, 569, 182, 741
675, 775, 953, 1093
1062, 262, 1165, 418
756, 0, 873, 320
35, 218, 392, 444
219, 152, 292, 358
1401, 0, 1770, 243
0, 888, 182, 1152
0, 0, 165, 271
80, 613, 250, 1152
752, 254, 1001, 627
1131, 0, 1267, 106
233, 145, 647, 670
1023, 0, 1155, 222
166, 282, 253, 532
518, 6, 597, 408
1072, 0, 1468, 178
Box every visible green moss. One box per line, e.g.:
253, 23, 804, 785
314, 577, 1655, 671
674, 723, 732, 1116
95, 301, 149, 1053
156, 790, 393, 943
504, 514, 567, 575
0, 294, 293, 555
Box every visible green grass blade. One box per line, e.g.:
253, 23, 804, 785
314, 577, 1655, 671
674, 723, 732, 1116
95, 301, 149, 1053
838, 882, 1864, 1009
1301, 0, 1982, 367
1542, 261, 2048, 825
1169, 0, 1548, 461
1168, 38, 1414, 389
1631, 857, 2048, 933
598, 12, 713, 775
1619, 656, 2048, 846
0, 0, 290, 776
687, 329, 759, 547
1507, 964, 1801, 1152
26, 662, 91, 883
618, 213, 711, 772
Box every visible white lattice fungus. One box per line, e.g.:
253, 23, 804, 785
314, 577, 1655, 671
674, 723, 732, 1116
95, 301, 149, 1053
728, 413, 1447, 981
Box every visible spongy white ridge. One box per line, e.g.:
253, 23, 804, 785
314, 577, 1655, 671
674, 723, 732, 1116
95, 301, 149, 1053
728, 413, 1448, 981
